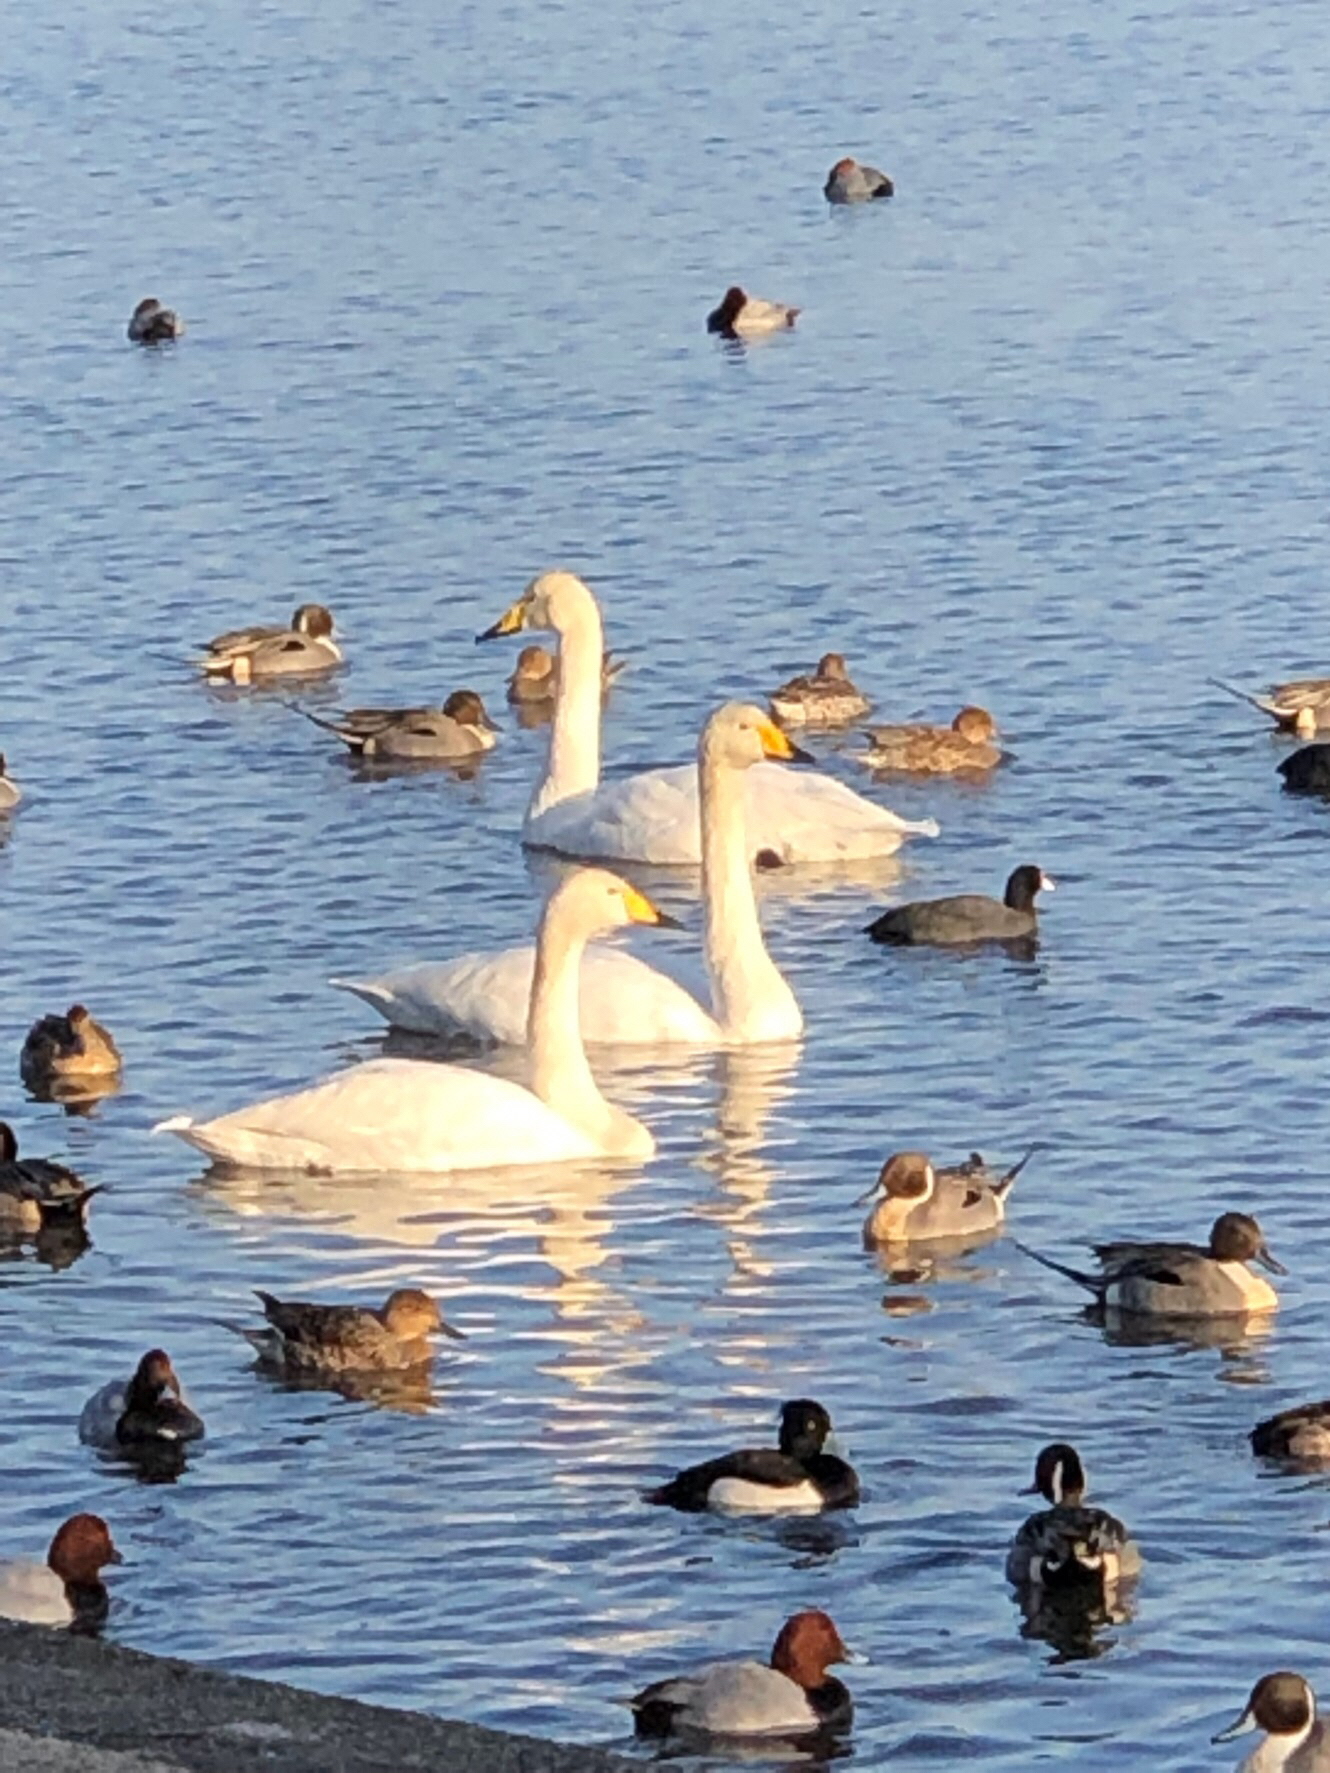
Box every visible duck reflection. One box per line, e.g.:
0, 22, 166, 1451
1094, 1305, 1275, 1382
1018, 1581, 1137, 1663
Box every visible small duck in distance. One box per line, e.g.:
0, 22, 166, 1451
227, 1287, 463, 1374
0, 1123, 103, 1238
859, 1148, 1033, 1247
506, 643, 625, 705
1213, 1672, 1330, 1770
199, 603, 342, 683
866, 865, 1053, 948
860, 705, 1003, 774
707, 287, 800, 340
1210, 675, 1330, 737
644, 1399, 859, 1514
21, 1005, 122, 1097
1016, 1211, 1286, 1319
824, 157, 894, 203
290, 689, 499, 760
1006, 1442, 1141, 1595
127, 298, 184, 344
0, 755, 21, 812
769, 654, 870, 726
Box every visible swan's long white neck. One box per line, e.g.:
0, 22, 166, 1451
700, 741, 803, 1041
527, 893, 619, 1142
530, 590, 603, 821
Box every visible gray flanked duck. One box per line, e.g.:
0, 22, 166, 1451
290, 689, 498, 760
644, 1399, 859, 1514
1213, 1672, 1330, 1770
228, 1286, 462, 1374
707, 287, 800, 339
0, 1124, 102, 1236
1017, 1211, 1285, 1319
1006, 1443, 1141, 1594
0, 1514, 123, 1631
127, 298, 184, 344
79, 1349, 205, 1453
768, 654, 870, 726
866, 865, 1053, 947
859, 1148, 1032, 1247
823, 157, 894, 203
199, 603, 342, 683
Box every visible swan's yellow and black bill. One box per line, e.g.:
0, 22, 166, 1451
623, 885, 682, 930
477, 599, 529, 643
759, 718, 814, 764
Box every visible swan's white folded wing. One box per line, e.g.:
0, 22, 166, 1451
742, 763, 939, 863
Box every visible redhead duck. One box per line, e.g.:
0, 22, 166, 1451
1006, 1443, 1140, 1593
291, 689, 499, 760
860, 1147, 1032, 1246
1211, 676, 1330, 737
769, 654, 871, 726
21, 1005, 122, 1095
866, 865, 1053, 947
644, 1399, 858, 1513
0, 754, 20, 811
231, 1286, 463, 1373
0, 1123, 103, 1236
824, 157, 894, 203
860, 705, 1002, 773
79, 1349, 205, 1452
0, 1514, 122, 1631
199, 603, 342, 683
631, 1609, 858, 1740
127, 298, 184, 343
1016, 1211, 1285, 1319
707, 287, 800, 339
1251, 1399, 1330, 1463
1213, 1673, 1330, 1769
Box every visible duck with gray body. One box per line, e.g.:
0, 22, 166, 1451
706, 287, 800, 339
865, 865, 1053, 946
127, 298, 184, 343
288, 689, 499, 759
860, 1147, 1033, 1246
1214, 1672, 1330, 1770
823, 156, 894, 203
1211, 675, 1330, 736
644, 1399, 859, 1514
79, 1349, 205, 1452
0, 1123, 103, 1235
768, 654, 871, 726
1016, 1211, 1285, 1318
1006, 1443, 1141, 1593
198, 603, 342, 682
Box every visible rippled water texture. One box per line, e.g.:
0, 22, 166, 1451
4, 0, 1330, 1765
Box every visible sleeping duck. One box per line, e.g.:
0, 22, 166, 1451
859, 1148, 1032, 1247
127, 298, 184, 344
860, 706, 1002, 773
228, 1286, 462, 1374
21, 1006, 122, 1096
823, 157, 894, 203
707, 287, 800, 339
199, 603, 342, 683
644, 1398, 858, 1513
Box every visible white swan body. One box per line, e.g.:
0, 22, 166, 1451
477, 572, 939, 866
335, 704, 805, 1047
155, 871, 674, 1172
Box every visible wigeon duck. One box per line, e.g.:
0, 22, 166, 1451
1251, 1400, 1330, 1463
127, 298, 184, 343
1210, 676, 1330, 737
79, 1349, 205, 1452
229, 1286, 463, 1374
1213, 1673, 1330, 1770
0, 1514, 122, 1631
768, 654, 871, 726
198, 603, 342, 684
860, 705, 1003, 773
290, 689, 499, 760
1006, 1443, 1141, 1594
706, 287, 800, 340
866, 865, 1054, 947
644, 1399, 858, 1513
859, 1148, 1032, 1247
0, 754, 20, 811
1016, 1211, 1286, 1319
21, 1005, 122, 1094
823, 157, 894, 203
631, 1609, 859, 1740
0, 1123, 103, 1236
1279, 744, 1330, 796
505, 643, 626, 706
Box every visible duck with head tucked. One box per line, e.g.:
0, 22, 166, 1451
707, 287, 800, 339
198, 603, 342, 684
630, 1609, 860, 1741
824, 156, 894, 203
860, 705, 1003, 774
0, 1515, 123, 1632
1006, 1442, 1140, 1595
289, 689, 499, 761
1213, 1672, 1330, 1771
127, 298, 184, 343
644, 1399, 858, 1514
1017, 1211, 1286, 1319
769, 654, 871, 727
229, 1286, 463, 1374
0, 755, 20, 812
21, 1006, 121, 1098
79, 1349, 205, 1454
860, 1148, 1032, 1247
0, 1123, 103, 1238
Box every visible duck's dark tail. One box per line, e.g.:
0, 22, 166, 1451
37, 1184, 105, 1226
281, 701, 357, 748
1207, 677, 1277, 719
993, 1146, 1039, 1203
1011, 1238, 1102, 1295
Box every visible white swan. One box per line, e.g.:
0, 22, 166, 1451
476, 571, 939, 866
154, 870, 675, 1172
334, 703, 807, 1046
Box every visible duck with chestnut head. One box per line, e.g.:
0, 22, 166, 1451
0, 1514, 123, 1632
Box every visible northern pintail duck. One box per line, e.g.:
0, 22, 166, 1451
866, 865, 1053, 947
859, 1148, 1032, 1247
0, 1123, 103, 1235
79, 1349, 205, 1452
1251, 1400, 1330, 1463
860, 705, 1002, 773
0, 1515, 123, 1631
1211, 676, 1330, 737
230, 1286, 462, 1374
1006, 1443, 1141, 1593
199, 603, 342, 683
1018, 1211, 1286, 1319
0, 754, 20, 811
1214, 1673, 1330, 1770
707, 287, 800, 339
644, 1399, 859, 1514
1279, 744, 1330, 796
824, 157, 894, 203
127, 298, 184, 344
292, 689, 498, 760
630, 1609, 859, 1740
506, 643, 625, 705
769, 654, 871, 726
21, 1005, 122, 1093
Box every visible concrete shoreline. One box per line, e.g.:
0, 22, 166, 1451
0, 1620, 634, 1773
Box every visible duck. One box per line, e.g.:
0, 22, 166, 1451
644, 1400, 859, 1514
1211, 676, 1330, 737
631, 1610, 858, 1740
1251, 1400, 1330, 1463
768, 654, 871, 726
0, 1123, 103, 1236
824, 157, 894, 203
476, 573, 938, 865
1005, 1443, 1141, 1593
20, 1005, 122, 1093
866, 864, 1052, 947
860, 706, 1003, 773
706, 287, 800, 339
1016, 1211, 1285, 1318
1279, 745, 1330, 796
156, 869, 676, 1170
290, 689, 499, 760
0, 1515, 123, 1630
1213, 1673, 1330, 1770
78, 1349, 206, 1452
333, 704, 806, 1046
127, 298, 184, 344
859, 1148, 1032, 1247
228, 1287, 463, 1373
198, 603, 342, 683
506, 643, 625, 705
0, 755, 20, 812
